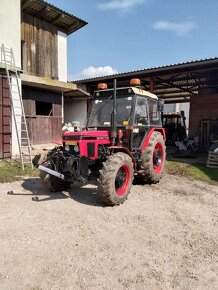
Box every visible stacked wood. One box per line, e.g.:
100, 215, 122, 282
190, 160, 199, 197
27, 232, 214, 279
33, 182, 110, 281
207, 150, 218, 168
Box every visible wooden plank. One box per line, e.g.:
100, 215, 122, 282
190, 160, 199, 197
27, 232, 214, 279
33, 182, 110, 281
0, 74, 11, 158
51, 117, 62, 143
207, 151, 218, 168
0, 134, 3, 158
21, 13, 58, 78
208, 152, 218, 157
207, 164, 218, 168
207, 158, 218, 164
31, 117, 50, 144
21, 87, 62, 145
0, 76, 3, 158
53, 103, 62, 117
27, 116, 62, 145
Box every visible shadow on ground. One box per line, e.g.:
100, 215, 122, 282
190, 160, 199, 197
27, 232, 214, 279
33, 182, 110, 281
8, 178, 105, 207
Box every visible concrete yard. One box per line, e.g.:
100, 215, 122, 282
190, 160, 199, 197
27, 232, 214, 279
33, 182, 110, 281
0, 174, 218, 290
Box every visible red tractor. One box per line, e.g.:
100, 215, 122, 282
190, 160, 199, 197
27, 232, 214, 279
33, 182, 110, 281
34, 78, 166, 206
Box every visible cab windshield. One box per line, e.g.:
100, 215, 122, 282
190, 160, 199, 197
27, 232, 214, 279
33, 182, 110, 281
87, 96, 133, 127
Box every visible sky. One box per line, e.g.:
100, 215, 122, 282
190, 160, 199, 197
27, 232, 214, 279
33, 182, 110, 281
48, 0, 218, 80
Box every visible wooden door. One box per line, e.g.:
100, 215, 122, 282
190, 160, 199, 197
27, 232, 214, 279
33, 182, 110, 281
0, 74, 11, 158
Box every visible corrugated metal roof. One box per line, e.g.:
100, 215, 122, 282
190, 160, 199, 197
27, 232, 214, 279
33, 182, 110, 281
74, 57, 218, 83
21, 0, 87, 35
74, 57, 218, 103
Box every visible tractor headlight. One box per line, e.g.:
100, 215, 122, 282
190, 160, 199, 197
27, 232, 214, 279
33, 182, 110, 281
74, 145, 79, 153
65, 145, 70, 151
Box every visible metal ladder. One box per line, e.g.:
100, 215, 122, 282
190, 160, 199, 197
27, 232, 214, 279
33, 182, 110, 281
1, 44, 33, 170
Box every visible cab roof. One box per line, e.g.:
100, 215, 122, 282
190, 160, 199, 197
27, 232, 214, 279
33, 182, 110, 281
132, 87, 158, 100
94, 86, 158, 100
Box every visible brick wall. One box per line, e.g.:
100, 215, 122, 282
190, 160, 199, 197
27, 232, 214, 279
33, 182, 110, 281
189, 92, 218, 137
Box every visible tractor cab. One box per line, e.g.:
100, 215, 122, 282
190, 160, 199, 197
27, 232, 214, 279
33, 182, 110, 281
162, 111, 187, 144
87, 79, 164, 151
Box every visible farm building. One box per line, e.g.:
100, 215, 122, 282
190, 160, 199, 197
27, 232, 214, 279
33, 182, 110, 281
75, 58, 218, 149
0, 0, 89, 159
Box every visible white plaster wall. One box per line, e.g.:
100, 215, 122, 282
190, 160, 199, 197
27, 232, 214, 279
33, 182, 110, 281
0, 0, 21, 68
57, 31, 67, 82
0, 0, 21, 157
163, 103, 176, 113
64, 99, 87, 128
164, 102, 190, 134
180, 102, 190, 133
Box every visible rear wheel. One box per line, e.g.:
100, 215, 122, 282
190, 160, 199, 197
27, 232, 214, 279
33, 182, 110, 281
98, 152, 134, 206
139, 131, 166, 183
40, 157, 71, 192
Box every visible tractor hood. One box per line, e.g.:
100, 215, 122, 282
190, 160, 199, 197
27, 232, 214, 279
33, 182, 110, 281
63, 130, 110, 141
62, 130, 111, 160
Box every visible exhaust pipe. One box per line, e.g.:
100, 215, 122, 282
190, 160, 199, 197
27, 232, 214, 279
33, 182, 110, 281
111, 78, 118, 144
38, 165, 65, 180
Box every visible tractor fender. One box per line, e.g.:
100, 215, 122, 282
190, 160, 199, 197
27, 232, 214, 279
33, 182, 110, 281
108, 146, 137, 171
141, 128, 166, 152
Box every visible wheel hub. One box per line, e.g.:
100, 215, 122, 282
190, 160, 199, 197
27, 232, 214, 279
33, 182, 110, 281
115, 168, 126, 189
153, 141, 164, 174
153, 149, 162, 167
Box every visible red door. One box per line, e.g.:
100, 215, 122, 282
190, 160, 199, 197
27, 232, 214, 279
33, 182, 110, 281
0, 74, 11, 158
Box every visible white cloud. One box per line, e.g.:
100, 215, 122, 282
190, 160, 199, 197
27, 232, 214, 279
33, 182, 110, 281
152, 20, 196, 36
71, 66, 118, 80
97, 0, 149, 12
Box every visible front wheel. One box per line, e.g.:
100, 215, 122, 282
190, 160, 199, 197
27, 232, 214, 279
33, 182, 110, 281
98, 152, 134, 206
40, 158, 71, 192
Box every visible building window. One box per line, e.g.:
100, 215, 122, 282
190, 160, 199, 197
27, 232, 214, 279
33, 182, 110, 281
35, 101, 53, 116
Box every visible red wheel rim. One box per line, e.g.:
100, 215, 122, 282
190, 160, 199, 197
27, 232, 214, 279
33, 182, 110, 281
115, 164, 130, 196
153, 142, 164, 174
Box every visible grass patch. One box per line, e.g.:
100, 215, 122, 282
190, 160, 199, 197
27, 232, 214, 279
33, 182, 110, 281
166, 160, 218, 184
1, 159, 217, 185
0, 159, 39, 183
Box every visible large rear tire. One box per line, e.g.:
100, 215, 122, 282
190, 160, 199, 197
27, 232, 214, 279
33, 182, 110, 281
98, 152, 134, 206
40, 158, 71, 192
139, 131, 166, 183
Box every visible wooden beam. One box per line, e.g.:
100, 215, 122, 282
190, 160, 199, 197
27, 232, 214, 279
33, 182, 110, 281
164, 98, 190, 104
149, 77, 154, 93
156, 76, 198, 96
35, 6, 51, 18
21, 74, 77, 93
51, 14, 65, 25
22, 0, 33, 10
68, 21, 80, 32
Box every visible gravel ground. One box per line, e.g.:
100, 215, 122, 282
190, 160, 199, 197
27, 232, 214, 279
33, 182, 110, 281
0, 174, 218, 290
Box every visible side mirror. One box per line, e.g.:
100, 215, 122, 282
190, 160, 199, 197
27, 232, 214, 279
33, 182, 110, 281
158, 99, 164, 111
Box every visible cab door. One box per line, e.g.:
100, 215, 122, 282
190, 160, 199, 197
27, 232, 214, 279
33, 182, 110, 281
132, 96, 149, 149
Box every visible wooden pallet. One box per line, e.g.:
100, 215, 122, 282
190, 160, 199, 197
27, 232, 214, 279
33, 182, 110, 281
207, 152, 218, 168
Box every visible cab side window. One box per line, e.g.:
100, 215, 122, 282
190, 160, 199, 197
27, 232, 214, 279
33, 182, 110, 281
148, 99, 161, 126
134, 97, 148, 125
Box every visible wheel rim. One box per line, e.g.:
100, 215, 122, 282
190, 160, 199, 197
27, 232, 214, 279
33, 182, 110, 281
153, 142, 164, 174
115, 164, 130, 196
